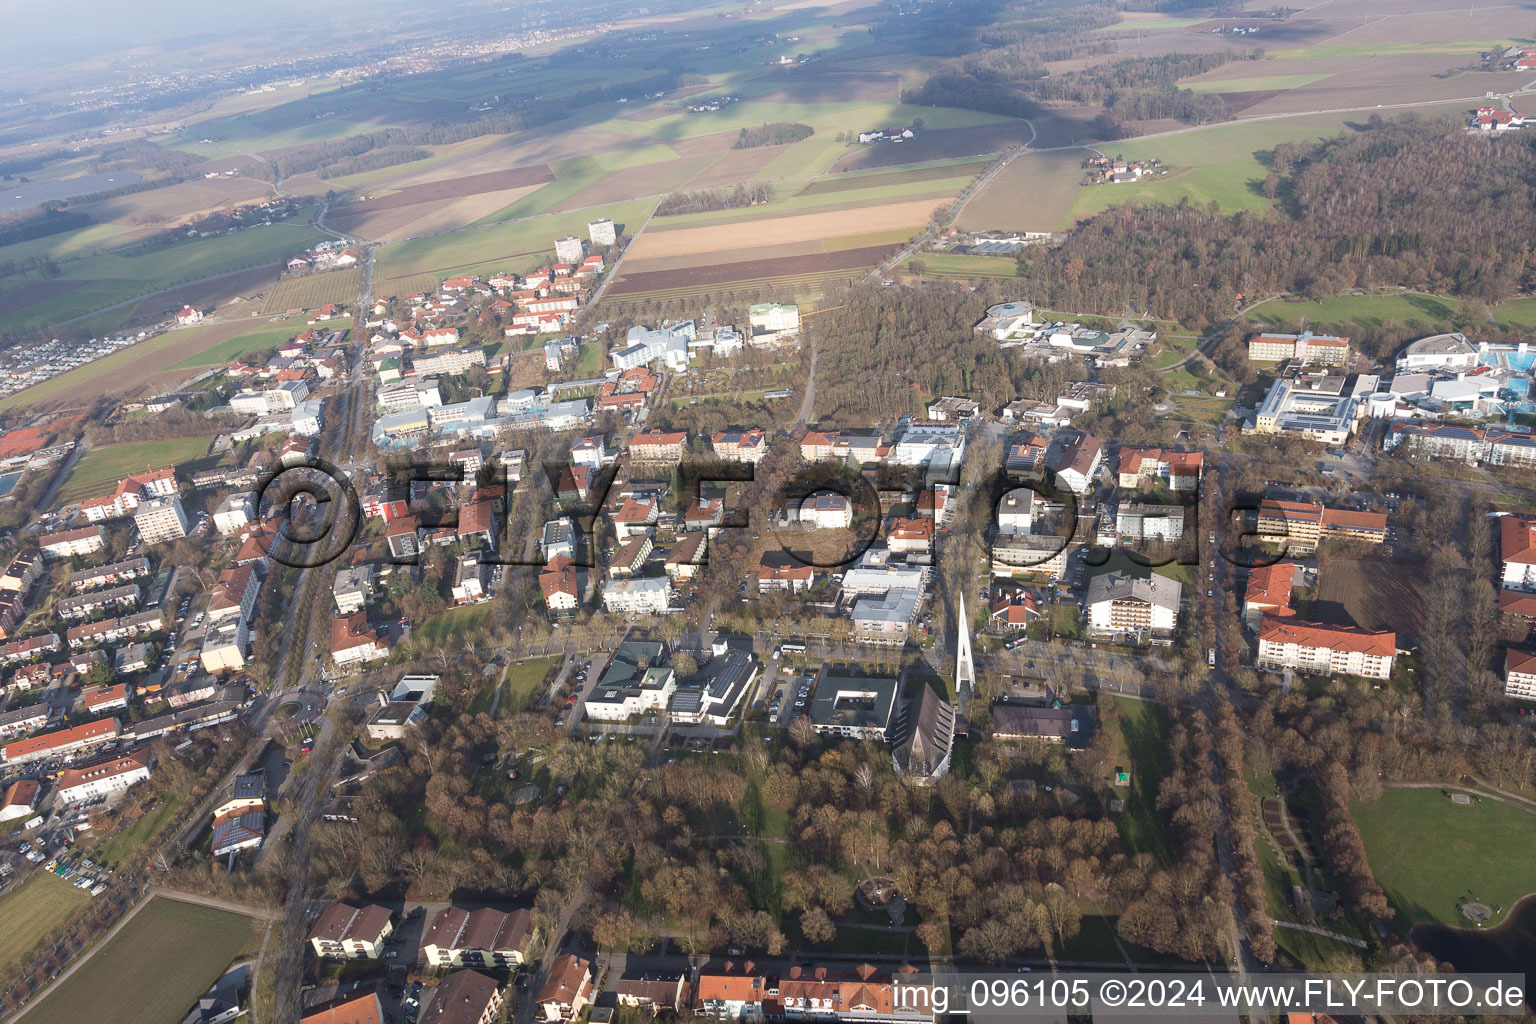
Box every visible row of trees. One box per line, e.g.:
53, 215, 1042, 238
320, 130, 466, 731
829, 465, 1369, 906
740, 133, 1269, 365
655, 183, 770, 216
733, 123, 814, 149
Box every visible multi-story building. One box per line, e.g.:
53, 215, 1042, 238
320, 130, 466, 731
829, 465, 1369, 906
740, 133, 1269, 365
588, 218, 617, 246
422, 906, 532, 969
710, 428, 768, 464
423, 971, 504, 1024
1243, 562, 1297, 628
134, 495, 189, 544
79, 466, 178, 522
758, 552, 814, 593
627, 428, 688, 465
799, 493, 852, 529
1052, 433, 1103, 495
602, 577, 671, 615
1385, 421, 1536, 467
554, 236, 585, 263
808, 672, 899, 740
1256, 616, 1396, 679
54, 749, 150, 804
1247, 330, 1350, 365
1249, 379, 1359, 444
537, 955, 592, 1023
1115, 503, 1186, 541
2, 718, 120, 763
1257, 499, 1386, 552
1116, 447, 1204, 492
39, 526, 104, 559
991, 533, 1068, 581
1085, 571, 1181, 637
747, 302, 799, 345
1502, 514, 1536, 591
540, 556, 581, 612
1505, 648, 1536, 700
307, 904, 395, 960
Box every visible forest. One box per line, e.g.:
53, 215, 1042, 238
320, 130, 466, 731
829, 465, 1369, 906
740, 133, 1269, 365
733, 123, 815, 149
655, 183, 770, 217
1017, 117, 1536, 328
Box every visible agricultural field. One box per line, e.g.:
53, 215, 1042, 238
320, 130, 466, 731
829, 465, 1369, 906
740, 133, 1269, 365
20, 897, 259, 1024
1310, 556, 1426, 641
0, 215, 325, 333
0, 874, 91, 979
958, 149, 1087, 232
56, 437, 215, 505
1353, 788, 1536, 930
375, 198, 656, 283
627, 200, 937, 260
797, 159, 990, 196
260, 271, 363, 314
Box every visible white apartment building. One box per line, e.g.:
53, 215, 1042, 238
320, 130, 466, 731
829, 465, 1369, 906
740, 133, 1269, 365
134, 495, 189, 544
1256, 616, 1396, 679
602, 577, 671, 615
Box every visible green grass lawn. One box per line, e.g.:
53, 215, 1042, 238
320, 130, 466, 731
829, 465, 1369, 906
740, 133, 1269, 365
1065, 111, 1461, 220
20, 897, 258, 1024
574, 340, 605, 377
1247, 292, 1457, 330
0, 873, 91, 977
910, 252, 1022, 280
1353, 788, 1536, 932
1112, 696, 1174, 864
500, 655, 562, 716
412, 602, 497, 645
56, 438, 214, 505
165, 317, 340, 371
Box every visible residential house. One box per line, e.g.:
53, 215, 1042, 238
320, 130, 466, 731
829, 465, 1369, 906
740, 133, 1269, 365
54, 749, 151, 804
536, 955, 592, 1023
1052, 433, 1103, 495
422, 972, 503, 1024
422, 906, 532, 969
1256, 616, 1396, 679
1085, 571, 1180, 638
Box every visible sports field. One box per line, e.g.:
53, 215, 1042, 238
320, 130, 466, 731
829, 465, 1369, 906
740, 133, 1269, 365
0, 874, 91, 979
20, 897, 259, 1024
908, 252, 1022, 280
1353, 788, 1536, 930
57, 437, 214, 505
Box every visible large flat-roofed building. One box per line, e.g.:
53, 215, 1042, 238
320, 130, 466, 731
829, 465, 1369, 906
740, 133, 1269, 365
1248, 330, 1350, 366
1395, 331, 1480, 372
990, 533, 1069, 581
1249, 379, 1360, 444
1115, 502, 1186, 541
1256, 616, 1396, 679
808, 672, 899, 740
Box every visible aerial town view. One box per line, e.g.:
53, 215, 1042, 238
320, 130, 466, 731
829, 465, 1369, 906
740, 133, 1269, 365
0, 0, 1534, 1022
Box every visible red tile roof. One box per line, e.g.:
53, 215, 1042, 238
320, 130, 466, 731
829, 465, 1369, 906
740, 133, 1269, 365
1258, 616, 1395, 658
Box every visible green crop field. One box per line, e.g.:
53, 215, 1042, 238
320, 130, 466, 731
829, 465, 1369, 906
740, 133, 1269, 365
21, 897, 258, 1024
57, 437, 214, 505
261, 269, 363, 313
798, 159, 989, 196
1183, 73, 1336, 95
0, 874, 91, 978
0, 216, 325, 331
380, 198, 655, 280
1353, 788, 1536, 930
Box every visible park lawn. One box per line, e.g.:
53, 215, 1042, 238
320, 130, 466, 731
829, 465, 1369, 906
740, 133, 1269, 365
500, 655, 562, 715
21, 897, 258, 1024
1248, 292, 1457, 330
164, 317, 341, 371
57, 438, 214, 505
0, 873, 91, 977
379, 198, 655, 280
0, 216, 325, 331
574, 340, 606, 377
413, 602, 497, 645
1492, 296, 1536, 329
1352, 788, 1536, 932
1111, 696, 1175, 864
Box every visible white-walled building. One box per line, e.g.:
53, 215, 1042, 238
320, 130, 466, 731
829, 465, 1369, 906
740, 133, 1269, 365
1256, 616, 1396, 679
